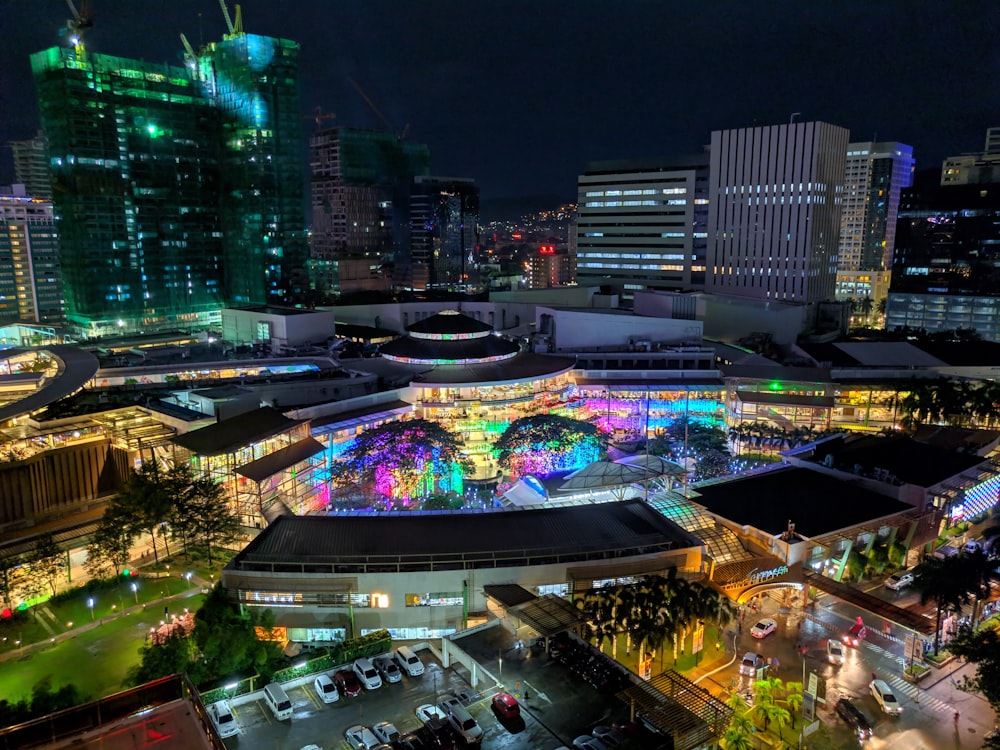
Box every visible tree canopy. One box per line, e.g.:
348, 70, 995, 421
341, 419, 469, 500
494, 414, 602, 478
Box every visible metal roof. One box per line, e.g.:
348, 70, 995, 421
803, 571, 935, 635
482, 584, 538, 608
0, 346, 100, 422
236, 437, 324, 482
171, 407, 304, 456
617, 671, 732, 750
509, 594, 586, 637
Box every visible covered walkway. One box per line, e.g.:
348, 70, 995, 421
803, 570, 935, 636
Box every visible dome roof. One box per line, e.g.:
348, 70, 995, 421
407, 310, 492, 337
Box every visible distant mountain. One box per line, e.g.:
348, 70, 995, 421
479, 194, 571, 222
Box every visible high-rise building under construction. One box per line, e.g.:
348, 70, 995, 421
30, 29, 307, 338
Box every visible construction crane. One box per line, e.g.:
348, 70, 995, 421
304, 106, 336, 130
218, 0, 244, 38
64, 0, 93, 61
348, 77, 409, 140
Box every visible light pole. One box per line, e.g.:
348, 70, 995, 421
498, 648, 503, 686
165, 565, 171, 595
184, 571, 193, 588
131, 582, 138, 604
87, 597, 94, 621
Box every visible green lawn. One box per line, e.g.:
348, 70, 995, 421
0, 592, 208, 704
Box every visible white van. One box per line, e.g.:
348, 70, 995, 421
353, 657, 383, 690
209, 699, 240, 738
395, 645, 425, 676
262, 682, 293, 721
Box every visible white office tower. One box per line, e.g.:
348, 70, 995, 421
707, 121, 849, 304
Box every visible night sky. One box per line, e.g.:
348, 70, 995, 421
1, 0, 997, 213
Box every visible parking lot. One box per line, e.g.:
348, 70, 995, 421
222, 651, 574, 750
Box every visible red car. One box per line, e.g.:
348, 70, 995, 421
843, 619, 867, 647
334, 669, 362, 697
491, 692, 520, 720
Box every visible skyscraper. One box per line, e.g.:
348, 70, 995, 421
9, 133, 51, 200
576, 156, 709, 295
398, 176, 479, 291
835, 142, 914, 304
941, 127, 1000, 186
0, 185, 63, 325
29, 30, 307, 338
706, 121, 849, 304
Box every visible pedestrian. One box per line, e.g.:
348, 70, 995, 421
773, 656, 779, 673
872, 671, 877, 683
954, 711, 960, 730
738, 621, 742, 634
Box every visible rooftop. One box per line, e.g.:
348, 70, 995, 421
171, 407, 304, 456
227, 499, 703, 573
407, 310, 493, 335
808, 434, 986, 487
229, 304, 319, 316
410, 353, 576, 385
692, 466, 913, 538
0, 346, 100, 422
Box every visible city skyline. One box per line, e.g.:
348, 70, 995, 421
1, 0, 997, 210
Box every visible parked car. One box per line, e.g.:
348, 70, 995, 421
416, 704, 448, 724
827, 639, 845, 666
750, 618, 778, 639
592, 725, 628, 747
844, 619, 868, 647
965, 540, 983, 554
345, 725, 382, 750
436, 694, 463, 715
491, 692, 520, 720
740, 651, 765, 676
353, 657, 383, 690
572, 736, 609, 750
454, 687, 481, 706
885, 571, 914, 590
869, 679, 903, 715
373, 654, 402, 683
208, 699, 240, 738
313, 673, 339, 703
835, 698, 873, 743
335, 669, 362, 697
372, 721, 401, 745
396, 732, 431, 750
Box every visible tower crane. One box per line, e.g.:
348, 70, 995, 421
348, 77, 409, 140
304, 107, 336, 130
64, 0, 93, 61
218, 0, 244, 38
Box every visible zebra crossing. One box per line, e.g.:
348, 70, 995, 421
803, 612, 953, 714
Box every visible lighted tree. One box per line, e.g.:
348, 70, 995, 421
341, 419, 469, 501
494, 415, 602, 479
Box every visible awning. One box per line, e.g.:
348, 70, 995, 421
236, 437, 325, 482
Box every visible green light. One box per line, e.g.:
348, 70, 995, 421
147, 124, 159, 138
768, 381, 783, 391
122, 568, 130, 576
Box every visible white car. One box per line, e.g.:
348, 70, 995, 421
208, 699, 240, 738
739, 651, 764, 677
885, 571, 914, 590
345, 725, 382, 750
826, 639, 844, 665
372, 721, 400, 745
869, 679, 903, 716
313, 673, 339, 703
416, 704, 447, 724
750, 618, 778, 639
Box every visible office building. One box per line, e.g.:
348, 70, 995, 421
576, 156, 709, 295
835, 142, 914, 304
29, 31, 307, 338
309, 127, 430, 278
398, 176, 479, 291
942, 127, 1000, 186
9, 132, 51, 200
527, 244, 576, 289
885, 182, 1000, 341
0, 185, 64, 324
706, 121, 849, 305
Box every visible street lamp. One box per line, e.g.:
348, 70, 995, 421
131, 582, 138, 604
185, 571, 193, 588
87, 597, 94, 620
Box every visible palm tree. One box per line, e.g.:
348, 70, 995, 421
914, 555, 972, 654
722, 727, 753, 750
783, 681, 804, 727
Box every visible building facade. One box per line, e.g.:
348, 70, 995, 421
0, 186, 64, 324
835, 142, 914, 304
527, 244, 575, 289
941, 127, 1000, 186
30, 31, 308, 338
706, 121, 849, 305
576, 156, 709, 295
886, 182, 1000, 340
9, 132, 51, 200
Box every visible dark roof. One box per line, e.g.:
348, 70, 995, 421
483, 584, 538, 608
809, 434, 985, 487
230, 304, 318, 316
228, 499, 703, 570
380, 334, 518, 361
334, 322, 399, 340
692, 466, 912, 538
0, 346, 100, 422
407, 311, 492, 335
911, 339, 1000, 366
911, 425, 1000, 455
309, 399, 414, 430
411, 353, 576, 385
236, 437, 325, 482
720, 364, 831, 382
171, 407, 304, 456
189, 384, 253, 399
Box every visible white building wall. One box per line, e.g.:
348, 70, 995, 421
536, 307, 702, 351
